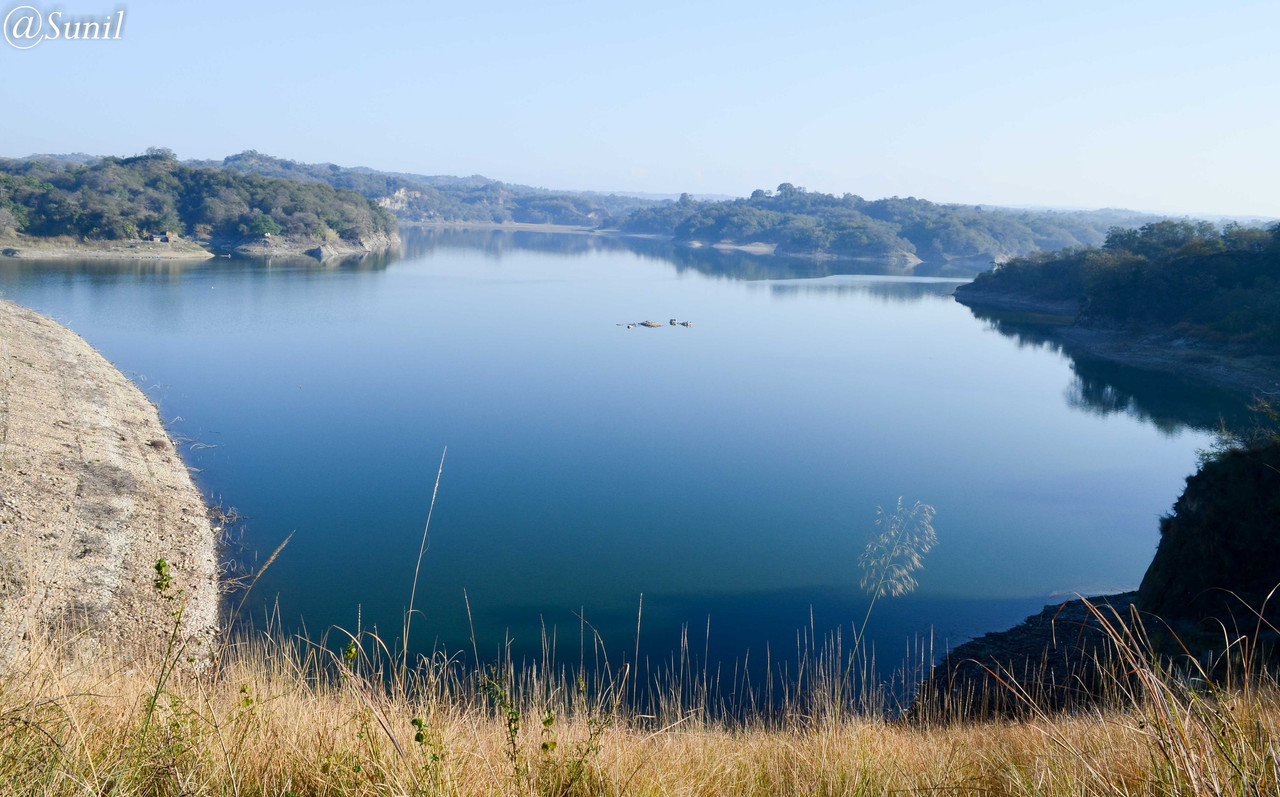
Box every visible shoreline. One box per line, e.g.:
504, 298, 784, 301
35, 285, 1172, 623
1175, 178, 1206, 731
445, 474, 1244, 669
921, 593, 1139, 714
0, 299, 218, 659
1, 236, 216, 260
0, 231, 400, 262
949, 284, 1079, 317
955, 287, 1280, 395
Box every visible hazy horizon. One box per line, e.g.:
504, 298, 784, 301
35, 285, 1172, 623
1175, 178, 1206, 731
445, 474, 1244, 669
3, 0, 1278, 217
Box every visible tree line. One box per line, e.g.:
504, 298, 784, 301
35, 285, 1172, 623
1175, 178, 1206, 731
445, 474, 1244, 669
8, 152, 1249, 272
0, 149, 396, 243
198, 155, 1162, 263
618, 184, 1161, 261
962, 220, 1280, 350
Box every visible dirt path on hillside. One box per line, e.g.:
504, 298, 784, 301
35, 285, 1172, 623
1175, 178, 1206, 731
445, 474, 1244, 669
0, 299, 218, 659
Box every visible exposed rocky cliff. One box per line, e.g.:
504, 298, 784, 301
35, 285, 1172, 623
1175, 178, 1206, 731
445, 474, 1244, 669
227, 231, 400, 260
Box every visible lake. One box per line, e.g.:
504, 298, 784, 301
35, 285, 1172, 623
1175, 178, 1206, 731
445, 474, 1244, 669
0, 227, 1248, 674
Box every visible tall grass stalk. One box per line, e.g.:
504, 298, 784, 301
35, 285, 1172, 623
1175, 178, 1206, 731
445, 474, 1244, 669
404, 446, 447, 675
835, 498, 937, 717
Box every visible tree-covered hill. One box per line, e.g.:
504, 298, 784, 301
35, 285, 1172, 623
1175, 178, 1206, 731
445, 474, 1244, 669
10, 149, 1238, 270
618, 183, 1161, 262
201, 153, 1165, 265
207, 155, 1163, 263
201, 151, 660, 226
0, 149, 395, 244
956, 220, 1280, 351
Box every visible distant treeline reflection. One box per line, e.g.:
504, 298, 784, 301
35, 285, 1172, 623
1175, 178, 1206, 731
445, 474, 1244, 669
971, 306, 1252, 435
402, 226, 925, 282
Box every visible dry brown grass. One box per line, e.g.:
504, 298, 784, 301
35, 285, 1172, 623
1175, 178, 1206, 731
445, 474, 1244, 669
3, 597, 1279, 796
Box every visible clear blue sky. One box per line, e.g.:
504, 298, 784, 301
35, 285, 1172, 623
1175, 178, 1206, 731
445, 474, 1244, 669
2, 0, 1277, 215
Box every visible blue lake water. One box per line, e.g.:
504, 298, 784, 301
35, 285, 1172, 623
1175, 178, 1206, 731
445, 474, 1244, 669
0, 228, 1246, 671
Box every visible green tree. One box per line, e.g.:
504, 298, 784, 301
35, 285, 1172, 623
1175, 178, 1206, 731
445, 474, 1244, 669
151, 212, 184, 236
247, 213, 283, 237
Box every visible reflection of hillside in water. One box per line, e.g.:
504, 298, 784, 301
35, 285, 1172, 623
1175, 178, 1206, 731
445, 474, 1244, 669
0, 247, 400, 283
401, 226, 919, 281
0, 259, 212, 284
764, 276, 964, 304
969, 307, 1252, 435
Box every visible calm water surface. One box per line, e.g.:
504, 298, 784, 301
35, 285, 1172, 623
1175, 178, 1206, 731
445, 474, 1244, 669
0, 229, 1246, 668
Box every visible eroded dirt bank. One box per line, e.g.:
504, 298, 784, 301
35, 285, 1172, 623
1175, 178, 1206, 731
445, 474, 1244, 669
0, 299, 217, 657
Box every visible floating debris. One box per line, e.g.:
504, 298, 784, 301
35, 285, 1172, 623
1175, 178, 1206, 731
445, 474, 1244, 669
639, 320, 663, 328
681, 321, 692, 327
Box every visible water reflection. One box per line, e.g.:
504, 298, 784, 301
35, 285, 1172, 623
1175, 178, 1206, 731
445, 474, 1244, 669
0, 227, 928, 286
968, 306, 1253, 434
401, 225, 916, 281
0, 247, 399, 283
764, 276, 964, 303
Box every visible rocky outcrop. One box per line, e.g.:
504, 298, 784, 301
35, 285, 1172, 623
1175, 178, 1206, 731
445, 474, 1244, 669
921, 440, 1280, 717
0, 300, 218, 661
917, 594, 1138, 718
376, 188, 423, 214
1138, 441, 1280, 624
228, 231, 400, 260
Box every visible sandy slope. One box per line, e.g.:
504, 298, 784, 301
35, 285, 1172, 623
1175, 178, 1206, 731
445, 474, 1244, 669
0, 300, 217, 659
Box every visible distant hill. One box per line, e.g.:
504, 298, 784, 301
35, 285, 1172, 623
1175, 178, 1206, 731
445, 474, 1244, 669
0, 149, 395, 247
17, 149, 1266, 269
588, 190, 738, 202
189, 153, 1178, 267
617, 185, 1172, 265
193, 151, 663, 226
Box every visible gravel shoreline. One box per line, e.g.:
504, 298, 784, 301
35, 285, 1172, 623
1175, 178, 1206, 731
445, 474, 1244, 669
0, 231, 400, 262
0, 237, 215, 260
0, 300, 218, 660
